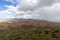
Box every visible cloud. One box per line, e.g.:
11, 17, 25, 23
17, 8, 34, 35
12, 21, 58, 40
15, 0, 55, 20
17, 0, 55, 11
42, 3, 60, 22
1, 0, 60, 22
17, 0, 60, 22
53, 0, 60, 3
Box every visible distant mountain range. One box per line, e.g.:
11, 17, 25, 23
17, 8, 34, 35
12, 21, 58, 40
0, 18, 60, 30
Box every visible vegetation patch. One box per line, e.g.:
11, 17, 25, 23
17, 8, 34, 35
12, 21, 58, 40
0, 27, 60, 40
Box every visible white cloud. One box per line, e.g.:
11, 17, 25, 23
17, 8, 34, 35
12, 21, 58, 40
0, 10, 11, 14
1, 0, 60, 22
17, 0, 55, 11
42, 3, 60, 22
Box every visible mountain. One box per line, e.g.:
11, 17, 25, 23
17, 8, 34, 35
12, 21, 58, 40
0, 19, 60, 30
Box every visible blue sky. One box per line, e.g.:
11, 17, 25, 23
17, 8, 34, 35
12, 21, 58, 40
0, 0, 16, 10
0, 0, 16, 19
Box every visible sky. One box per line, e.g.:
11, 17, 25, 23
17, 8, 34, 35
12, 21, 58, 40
0, 0, 60, 22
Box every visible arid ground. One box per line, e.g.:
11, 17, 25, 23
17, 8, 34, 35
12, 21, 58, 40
0, 19, 60, 40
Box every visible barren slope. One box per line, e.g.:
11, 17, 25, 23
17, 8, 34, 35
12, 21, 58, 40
0, 19, 60, 30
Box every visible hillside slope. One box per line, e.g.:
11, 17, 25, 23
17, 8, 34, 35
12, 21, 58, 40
0, 19, 60, 30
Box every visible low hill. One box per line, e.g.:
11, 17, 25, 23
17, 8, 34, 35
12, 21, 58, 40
0, 19, 60, 30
